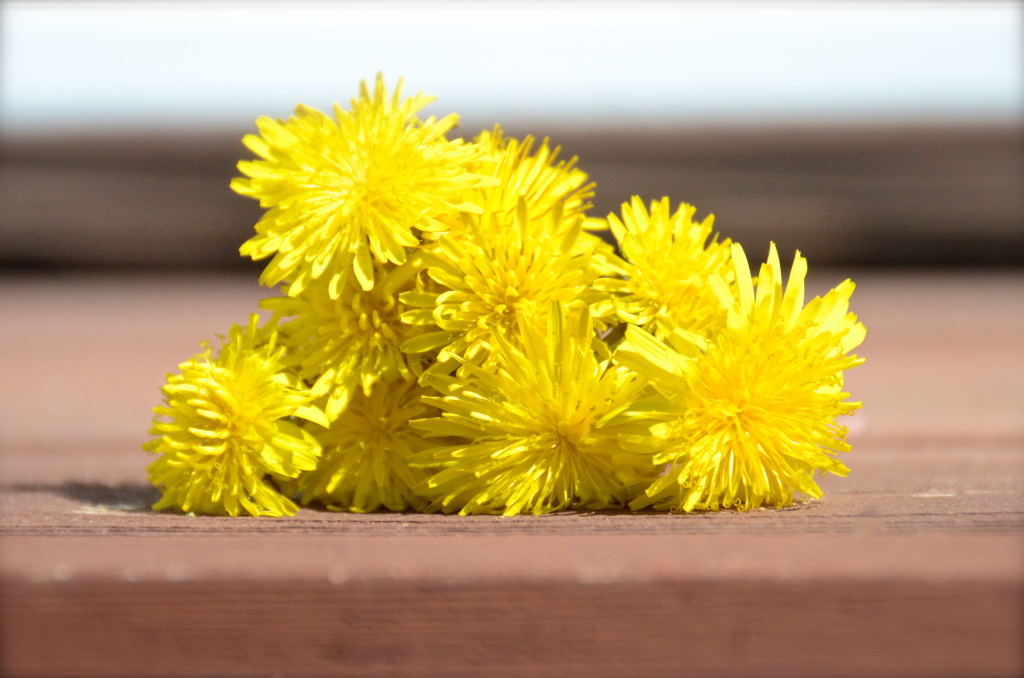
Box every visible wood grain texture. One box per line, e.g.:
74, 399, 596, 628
1, 271, 1022, 676
3, 579, 1020, 678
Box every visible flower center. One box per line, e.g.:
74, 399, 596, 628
342, 289, 401, 344
551, 413, 591, 452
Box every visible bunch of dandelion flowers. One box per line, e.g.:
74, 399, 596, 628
261, 258, 438, 421
232, 73, 491, 296
401, 200, 605, 371
410, 303, 659, 515
592, 197, 734, 340
144, 315, 328, 517
616, 243, 866, 512
289, 379, 437, 513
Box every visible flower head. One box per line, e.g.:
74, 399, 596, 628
144, 315, 328, 517
471, 125, 593, 223
426, 126, 619, 276
616, 243, 866, 512
290, 380, 436, 513
411, 304, 656, 515
593, 197, 734, 340
401, 201, 602, 370
233, 74, 487, 295
262, 259, 437, 421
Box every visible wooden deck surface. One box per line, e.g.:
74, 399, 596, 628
1, 270, 1022, 677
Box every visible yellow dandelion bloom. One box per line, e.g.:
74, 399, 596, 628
233, 73, 487, 296
616, 242, 866, 512
290, 380, 435, 513
411, 304, 656, 515
261, 259, 436, 421
400, 200, 601, 369
144, 315, 329, 517
441, 126, 617, 275
593, 197, 734, 340
471, 125, 593, 222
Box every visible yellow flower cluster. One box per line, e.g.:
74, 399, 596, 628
145, 74, 865, 516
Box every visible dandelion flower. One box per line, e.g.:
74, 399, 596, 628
233, 74, 488, 295
471, 125, 593, 223
411, 304, 656, 515
291, 380, 436, 513
456, 126, 619, 274
427, 126, 621, 276
144, 315, 328, 517
262, 259, 437, 421
593, 197, 733, 340
616, 242, 866, 512
401, 201, 601, 370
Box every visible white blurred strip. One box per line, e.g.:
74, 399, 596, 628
1, 1, 1021, 129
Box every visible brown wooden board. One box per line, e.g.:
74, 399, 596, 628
3, 122, 1022, 269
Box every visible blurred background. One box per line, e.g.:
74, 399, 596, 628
1, 0, 1022, 270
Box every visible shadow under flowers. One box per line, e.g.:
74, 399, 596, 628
8, 481, 159, 512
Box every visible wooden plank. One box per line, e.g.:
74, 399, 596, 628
2, 577, 1020, 677
1, 271, 1022, 676
2, 123, 1022, 267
